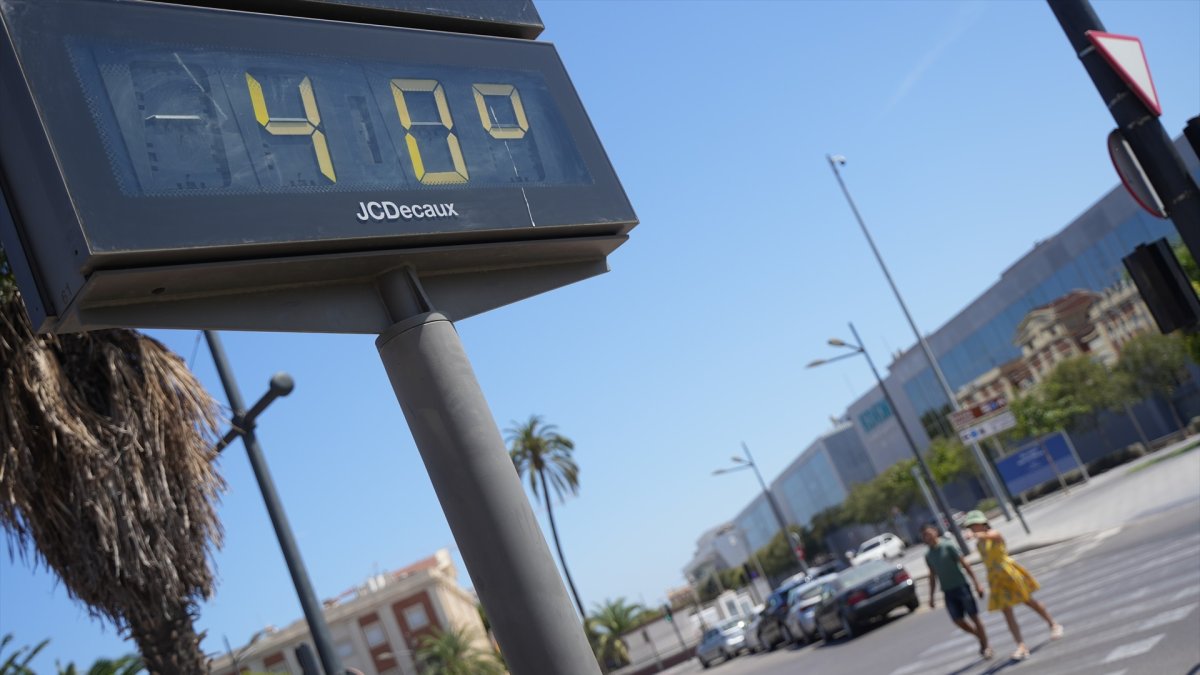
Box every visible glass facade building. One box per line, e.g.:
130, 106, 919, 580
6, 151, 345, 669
688, 138, 1200, 573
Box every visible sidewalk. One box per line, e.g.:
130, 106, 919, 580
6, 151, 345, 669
900, 433, 1200, 581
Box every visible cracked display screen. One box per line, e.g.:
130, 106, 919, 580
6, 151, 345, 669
71, 43, 591, 196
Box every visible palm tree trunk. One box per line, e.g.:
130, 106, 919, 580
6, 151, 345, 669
127, 599, 206, 675
539, 467, 587, 621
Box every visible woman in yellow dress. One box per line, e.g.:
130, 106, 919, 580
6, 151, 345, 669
963, 510, 1063, 661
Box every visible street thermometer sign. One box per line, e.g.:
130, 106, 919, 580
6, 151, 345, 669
0, 0, 635, 334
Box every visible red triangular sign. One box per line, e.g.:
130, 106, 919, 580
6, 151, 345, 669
1086, 31, 1162, 116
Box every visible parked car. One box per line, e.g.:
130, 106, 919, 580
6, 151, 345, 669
785, 574, 838, 643
755, 576, 808, 650
850, 533, 906, 565
813, 559, 918, 641
696, 617, 749, 668
743, 607, 766, 653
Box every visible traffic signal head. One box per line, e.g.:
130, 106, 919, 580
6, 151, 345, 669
1123, 238, 1200, 334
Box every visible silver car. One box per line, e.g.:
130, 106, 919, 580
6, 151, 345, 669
785, 574, 838, 643
696, 617, 748, 668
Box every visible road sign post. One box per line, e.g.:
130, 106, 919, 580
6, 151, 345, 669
1049, 0, 1200, 262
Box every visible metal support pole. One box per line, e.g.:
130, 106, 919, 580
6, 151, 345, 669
1061, 430, 1091, 481
987, 438, 1031, 535
205, 331, 343, 675
667, 607, 688, 651
848, 323, 970, 553
741, 443, 807, 573
827, 155, 1015, 523
909, 465, 942, 530
374, 269, 601, 675
1049, 0, 1200, 258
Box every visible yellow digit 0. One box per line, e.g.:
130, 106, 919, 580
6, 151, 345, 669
472, 83, 529, 139
245, 73, 336, 182
390, 79, 469, 185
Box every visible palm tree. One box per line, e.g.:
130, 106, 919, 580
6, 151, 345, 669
56, 655, 144, 675
505, 415, 587, 620
416, 626, 506, 675
0, 276, 225, 674
1, 634, 46, 674
587, 598, 645, 669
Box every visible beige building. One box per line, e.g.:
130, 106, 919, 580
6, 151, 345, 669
1013, 290, 1099, 385
209, 549, 495, 675
1085, 278, 1156, 366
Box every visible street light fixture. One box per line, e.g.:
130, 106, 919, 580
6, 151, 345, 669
713, 443, 808, 573
826, 154, 1014, 523
808, 322, 970, 553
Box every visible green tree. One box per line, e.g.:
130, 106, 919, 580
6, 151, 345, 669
1115, 331, 1190, 430
927, 437, 974, 484
1, 634, 46, 675
1040, 355, 1121, 431
587, 598, 644, 669
506, 415, 587, 620
0, 270, 224, 672
416, 626, 506, 675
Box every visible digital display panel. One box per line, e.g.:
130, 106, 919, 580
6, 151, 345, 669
0, 0, 634, 261
77, 43, 589, 196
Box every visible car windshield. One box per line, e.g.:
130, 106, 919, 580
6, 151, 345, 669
703, 628, 720, 640
859, 540, 882, 553
839, 560, 892, 587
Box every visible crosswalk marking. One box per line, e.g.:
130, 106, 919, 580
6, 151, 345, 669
1102, 634, 1164, 663
1134, 603, 1197, 631
1052, 526, 1123, 568
1170, 583, 1200, 602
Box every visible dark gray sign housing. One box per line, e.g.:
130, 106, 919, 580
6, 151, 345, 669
0, 0, 635, 334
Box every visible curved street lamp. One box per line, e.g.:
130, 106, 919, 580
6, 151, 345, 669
808, 322, 969, 553
713, 443, 808, 573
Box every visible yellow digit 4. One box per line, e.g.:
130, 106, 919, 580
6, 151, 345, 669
245, 73, 336, 182
473, 83, 529, 140
391, 79, 469, 185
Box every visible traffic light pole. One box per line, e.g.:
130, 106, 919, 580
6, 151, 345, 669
1049, 0, 1200, 258
374, 268, 601, 675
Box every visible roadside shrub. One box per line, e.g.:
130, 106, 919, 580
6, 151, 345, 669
1086, 443, 1147, 476
976, 498, 998, 514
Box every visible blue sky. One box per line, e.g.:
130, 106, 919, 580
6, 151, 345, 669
3, 0, 1198, 667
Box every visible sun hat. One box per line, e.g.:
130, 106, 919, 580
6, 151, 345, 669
962, 510, 988, 526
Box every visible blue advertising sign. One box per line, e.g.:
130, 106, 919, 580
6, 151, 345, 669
995, 432, 1079, 495
859, 399, 893, 434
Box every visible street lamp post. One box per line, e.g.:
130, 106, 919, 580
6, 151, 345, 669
826, 154, 1014, 524
807, 322, 970, 553
714, 443, 808, 573
717, 524, 766, 604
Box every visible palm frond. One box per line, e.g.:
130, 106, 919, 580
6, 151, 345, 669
0, 293, 224, 673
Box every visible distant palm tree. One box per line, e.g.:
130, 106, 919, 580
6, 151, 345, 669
0, 278, 225, 674
1, 634, 46, 675
587, 598, 645, 669
56, 655, 144, 675
505, 415, 587, 620
416, 626, 506, 675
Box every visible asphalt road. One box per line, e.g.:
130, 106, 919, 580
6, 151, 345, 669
663, 494, 1200, 675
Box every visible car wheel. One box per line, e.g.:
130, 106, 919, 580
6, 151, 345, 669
699, 656, 710, 669
818, 622, 832, 643
840, 612, 857, 639
907, 600, 919, 613
781, 625, 793, 645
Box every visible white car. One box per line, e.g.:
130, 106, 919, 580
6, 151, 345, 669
850, 533, 905, 565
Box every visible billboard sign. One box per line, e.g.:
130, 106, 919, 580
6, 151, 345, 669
0, 0, 635, 333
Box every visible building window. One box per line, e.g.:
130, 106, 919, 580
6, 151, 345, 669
404, 604, 429, 630
363, 623, 388, 648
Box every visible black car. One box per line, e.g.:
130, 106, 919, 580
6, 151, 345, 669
756, 575, 808, 650
813, 559, 918, 641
